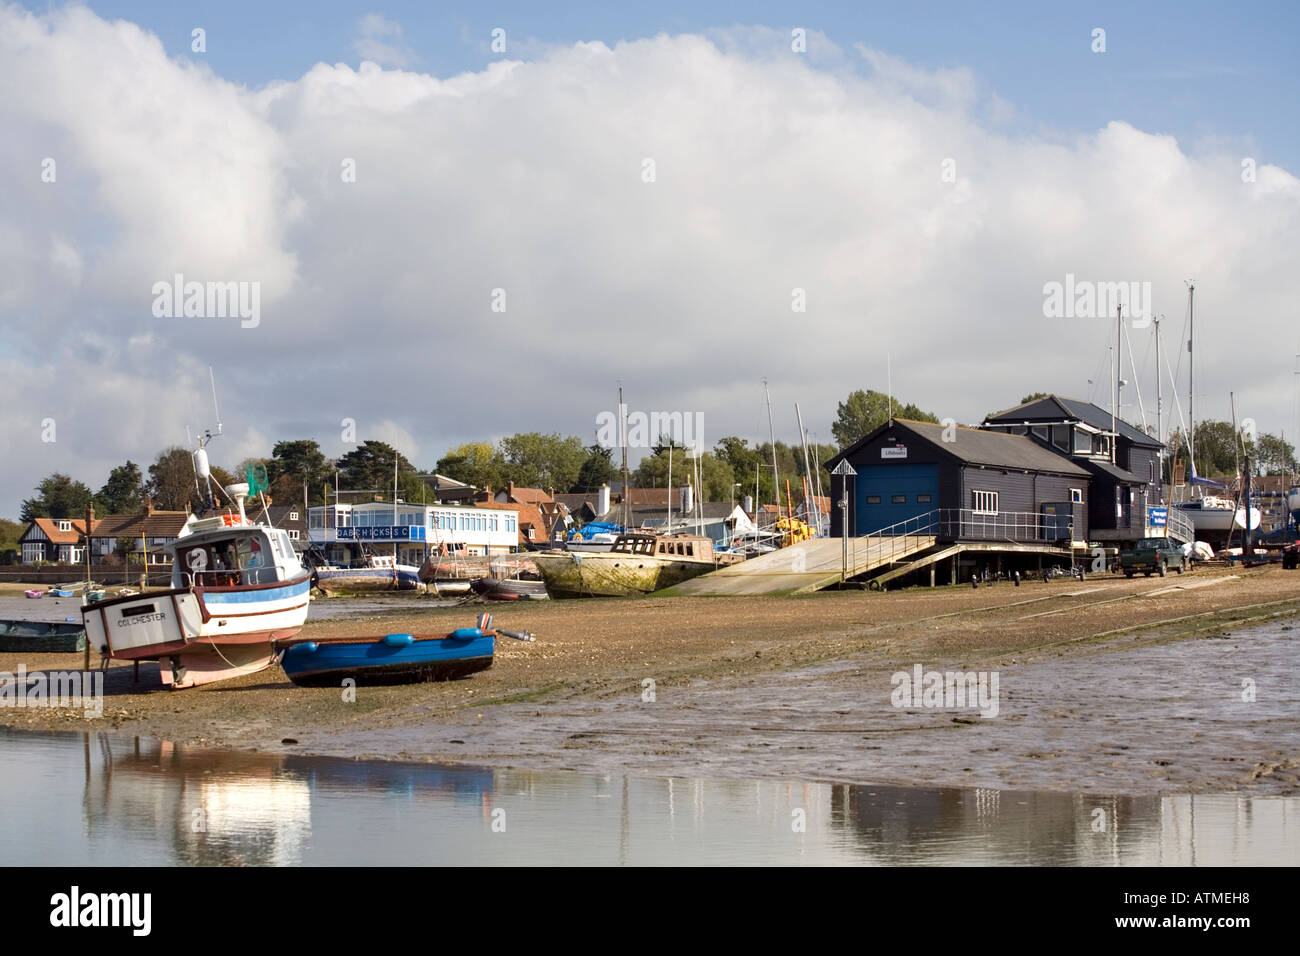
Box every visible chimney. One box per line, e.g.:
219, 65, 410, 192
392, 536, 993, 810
507, 480, 515, 500
680, 482, 694, 515
145, 496, 154, 516
597, 483, 611, 517
743, 494, 754, 514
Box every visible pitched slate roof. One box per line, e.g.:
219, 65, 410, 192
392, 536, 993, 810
985, 395, 1163, 449
826, 419, 1090, 477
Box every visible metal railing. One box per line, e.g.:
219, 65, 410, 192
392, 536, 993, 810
1163, 507, 1195, 544
853, 508, 1076, 565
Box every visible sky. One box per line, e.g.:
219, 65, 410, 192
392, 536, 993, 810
2, 1, 1298, 514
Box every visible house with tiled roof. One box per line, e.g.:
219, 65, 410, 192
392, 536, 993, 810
473, 499, 549, 549
19, 503, 189, 565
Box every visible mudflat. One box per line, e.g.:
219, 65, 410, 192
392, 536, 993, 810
2, 566, 1297, 794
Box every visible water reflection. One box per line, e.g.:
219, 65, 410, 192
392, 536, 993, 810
1, 729, 1293, 865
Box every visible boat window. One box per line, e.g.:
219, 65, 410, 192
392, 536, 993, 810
685, 543, 693, 557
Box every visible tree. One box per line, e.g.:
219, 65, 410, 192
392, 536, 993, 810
1255, 433, 1297, 475
498, 432, 587, 492
335, 440, 429, 503
96, 461, 143, 514
20, 473, 95, 521
1169, 421, 1247, 480
147, 448, 199, 511
1019, 392, 1050, 404
267, 440, 333, 506
435, 442, 505, 490
633, 448, 735, 500
572, 444, 615, 493
832, 389, 938, 447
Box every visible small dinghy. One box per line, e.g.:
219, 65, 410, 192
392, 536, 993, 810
469, 577, 549, 601
279, 613, 533, 686
48, 588, 76, 598
24, 589, 44, 599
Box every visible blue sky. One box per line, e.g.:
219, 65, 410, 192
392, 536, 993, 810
82, 0, 1300, 168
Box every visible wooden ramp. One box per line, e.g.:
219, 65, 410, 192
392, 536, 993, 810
659, 535, 937, 596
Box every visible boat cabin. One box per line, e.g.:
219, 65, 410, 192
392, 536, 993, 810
611, 533, 717, 563
170, 518, 304, 589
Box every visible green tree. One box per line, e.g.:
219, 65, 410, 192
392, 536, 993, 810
832, 389, 938, 447
1255, 433, 1297, 475
1019, 392, 1051, 404
634, 448, 735, 500
336, 440, 427, 502
267, 440, 333, 506
0, 517, 24, 558
498, 432, 587, 492
96, 461, 143, 514
20, 473, 96, 521
572, 444, 615, 492
435, 441, 506, 490
1170, 421, 1246, 480
146, 448, 200, 511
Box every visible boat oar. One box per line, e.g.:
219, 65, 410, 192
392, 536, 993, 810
493, 627, 535, 643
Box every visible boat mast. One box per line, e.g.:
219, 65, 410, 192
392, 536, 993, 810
795, 402, 817, 535
393, 456, 399, 565
1155, 315, 1163, 503
1188, 282, 1195, 477
1112, 304, 1120, 465
763, 380, 778, 513
620, 386, 630, 530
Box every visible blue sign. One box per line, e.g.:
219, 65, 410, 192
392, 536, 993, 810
338, 525, 426, 541
1148, 507, 1168, 528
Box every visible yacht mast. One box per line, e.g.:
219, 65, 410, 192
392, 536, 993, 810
763, 380, 778, 512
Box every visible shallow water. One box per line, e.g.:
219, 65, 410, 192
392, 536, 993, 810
0, 729, 1294, 865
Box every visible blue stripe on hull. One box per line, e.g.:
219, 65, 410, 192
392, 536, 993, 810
203, 578, 311, 605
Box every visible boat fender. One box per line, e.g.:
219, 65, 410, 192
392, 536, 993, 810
382, 633, 415, 646
449, 627, 483, 640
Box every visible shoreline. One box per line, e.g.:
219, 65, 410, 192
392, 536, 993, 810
2, 566, 1298, 796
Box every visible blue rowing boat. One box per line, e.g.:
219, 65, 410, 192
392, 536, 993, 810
278, 615, 533, 686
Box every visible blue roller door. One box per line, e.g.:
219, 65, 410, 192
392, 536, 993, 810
854, 464, 939, 534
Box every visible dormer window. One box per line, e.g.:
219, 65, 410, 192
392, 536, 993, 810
58, 520, 71, 533
289, 511, 298, 521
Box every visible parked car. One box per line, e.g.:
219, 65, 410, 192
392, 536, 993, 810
1120, 537, 1188, 577
1283, 543, 1299, 570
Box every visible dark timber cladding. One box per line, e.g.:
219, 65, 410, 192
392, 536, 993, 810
982, 395, 1164, 542
824, 419, 1090, 541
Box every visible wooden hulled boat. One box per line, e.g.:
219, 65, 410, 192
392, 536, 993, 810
0, 619, 86, 652
419, 554, 537, 596
313, 555, 422, 594
469, 576, 549, 601
532, 532, 739, 598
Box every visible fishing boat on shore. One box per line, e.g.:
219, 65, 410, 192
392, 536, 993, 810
418, 554, 537, 595
82, 481, 312, 689
279, 613, 533, 686
532, 532, 741, 598
312, 554, 421, 594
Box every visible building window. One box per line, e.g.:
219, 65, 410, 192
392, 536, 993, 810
1072, 430, 1092, 454
866, 495, 881, 505
971, 490, 999, 515
1070, 488, 1083, 504
288, 529, 300, 541
917, 494, 932, 504
289, 511, 298, 521
891, 495, 906, 504
58, 520, 71, 533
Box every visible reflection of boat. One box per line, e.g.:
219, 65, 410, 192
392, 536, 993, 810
313, 554, 421, 594
533, 532, 739, 598
82, 484, 311, 689
280, 615, 526, 685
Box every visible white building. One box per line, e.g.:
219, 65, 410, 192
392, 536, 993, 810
307, 500, 520, 565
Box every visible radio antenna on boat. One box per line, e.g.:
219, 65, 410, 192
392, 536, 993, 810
209, 366, 223, 437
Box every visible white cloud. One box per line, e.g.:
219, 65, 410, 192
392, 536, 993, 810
352, 13, 415, 69
0, 5, 1298, 515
